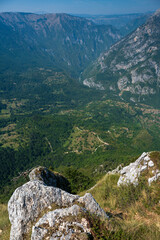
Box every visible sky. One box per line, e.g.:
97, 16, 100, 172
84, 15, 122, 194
0, 0, 160, 15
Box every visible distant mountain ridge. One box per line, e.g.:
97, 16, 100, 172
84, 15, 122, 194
82, 9, 160, 107
75, 12, 152, 30
0, 12, 121, 77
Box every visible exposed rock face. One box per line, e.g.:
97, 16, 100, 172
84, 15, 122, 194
78, 193, 107, 219
82, 9, 160, 106
29, 166, 70, 191
148, 170, 160, 186
8, 174, 107, 239
31, 205, 92, 240
83, 78, 105, 90
8, 181, 79, 240
117, 152, 160, 186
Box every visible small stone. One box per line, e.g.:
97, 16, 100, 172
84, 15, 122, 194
141, 165, 147, 172
148, 160, 154, 167
144, 156, 150, 162
78, 193, 108, 219
0, 229, 2, 234
148, 173, 160, 186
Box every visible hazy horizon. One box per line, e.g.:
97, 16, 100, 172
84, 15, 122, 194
0, 0, 160, 15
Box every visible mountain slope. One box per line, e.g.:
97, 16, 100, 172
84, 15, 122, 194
120, 13, 152, 36
82, 9, 160, 107
77, 13, 151, 29
0, 12, 121, 77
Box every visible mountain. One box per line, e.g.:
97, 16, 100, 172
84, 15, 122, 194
120, 13, 152, 36
76, 13, 152, 31
0, 12, 122, 111
0, 12, 121, 77
82, 10, 160, 107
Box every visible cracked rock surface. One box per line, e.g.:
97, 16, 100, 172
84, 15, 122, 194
117, 152, 160, 186
31, 205, 92, 240
8, 177, 107, 240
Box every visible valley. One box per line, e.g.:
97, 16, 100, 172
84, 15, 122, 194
0, 7, 160, 240
0, 10, 160, 202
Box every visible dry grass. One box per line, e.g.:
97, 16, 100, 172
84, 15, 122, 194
82, 171, 160, 240
0, 204, 10, 240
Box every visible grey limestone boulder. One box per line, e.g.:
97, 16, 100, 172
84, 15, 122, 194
8, 181, 79, 240
78, 193, 108, 219
8, 179, 107, 239
31, 205, 92, 240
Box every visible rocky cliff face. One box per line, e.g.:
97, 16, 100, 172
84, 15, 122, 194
116, 152, 160, 186
8, 167, 108, 240
0, 12, 121, 77
105, 151, 160, 187
82, 9, 160, 107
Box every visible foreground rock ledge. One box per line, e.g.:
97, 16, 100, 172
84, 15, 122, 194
8, 180, 108, 240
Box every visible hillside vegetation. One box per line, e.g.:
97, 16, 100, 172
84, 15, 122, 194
0, 99, 160, 203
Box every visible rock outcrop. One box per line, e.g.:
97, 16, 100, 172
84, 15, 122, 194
29, 166, 70, 191
117, 152, 160, 186
31, 205, 91, 240
8, 180, 79, 240
8, 168, 108, 240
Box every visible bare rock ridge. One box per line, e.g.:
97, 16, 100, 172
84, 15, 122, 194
82, 9, 160, 106
8, 167, 108, 240
109, 152, 160, 186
